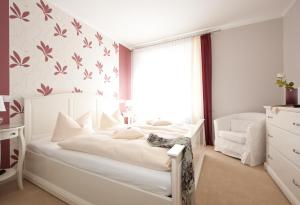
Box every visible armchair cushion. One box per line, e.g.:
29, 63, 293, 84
219, 131, 247, 145
230, 119, 253, 132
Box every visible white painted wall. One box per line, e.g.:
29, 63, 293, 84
283, 0, 300, 87
212, 19, 283, 119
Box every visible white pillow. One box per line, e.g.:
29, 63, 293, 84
230, 119, 253, 133
100, 112, 120, 129
76, 112, 93, 130
51, 112, 94, 142
147, 119, 172, 126
112, 127, 144, 139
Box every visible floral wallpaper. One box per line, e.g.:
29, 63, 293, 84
4, 0, 119, 167
9, 0, 119, 124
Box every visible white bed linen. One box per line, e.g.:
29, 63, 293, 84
27, 137, 171, 196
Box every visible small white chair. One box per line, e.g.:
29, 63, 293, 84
214, 113, 266, 166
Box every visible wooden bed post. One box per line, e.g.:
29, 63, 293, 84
167, 144, 185, 205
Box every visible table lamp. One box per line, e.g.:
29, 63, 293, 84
0, 96, 6, 125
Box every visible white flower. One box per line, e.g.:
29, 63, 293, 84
276, 73, 285, 78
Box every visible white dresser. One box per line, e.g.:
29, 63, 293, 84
265, 106, 300, 205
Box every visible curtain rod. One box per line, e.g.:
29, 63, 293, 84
132, 29, 221, 50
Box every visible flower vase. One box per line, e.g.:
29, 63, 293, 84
286, 88, 298, 105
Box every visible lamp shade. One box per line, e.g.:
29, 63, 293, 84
0, 96, 6, 112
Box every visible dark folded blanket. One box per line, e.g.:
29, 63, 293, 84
147, 133, 194, 205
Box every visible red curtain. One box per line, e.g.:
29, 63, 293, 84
201, 33, 213, 145
0, 0, 10, 169
0, 0, 9, 95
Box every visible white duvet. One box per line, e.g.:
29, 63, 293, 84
58, 123, 194, 171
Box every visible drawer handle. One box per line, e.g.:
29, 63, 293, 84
293, 122, 300, 127
292, 179, 300, 189
293, 149, 300, 155
268, 134, 274, 138
267, 116, 273, 119
10, 132, 16, 136
267, 154, 273, 160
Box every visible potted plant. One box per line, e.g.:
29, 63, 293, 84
276, 73, 298, 105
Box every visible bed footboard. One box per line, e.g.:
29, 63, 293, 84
168, 144, 185, 205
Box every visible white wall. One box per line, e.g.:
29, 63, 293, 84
284, 0, 300, 87
212, 19, 283, 119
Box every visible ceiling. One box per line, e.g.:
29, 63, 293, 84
48, 0, 294, 49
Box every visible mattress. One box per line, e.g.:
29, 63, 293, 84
27, 137, 171, 196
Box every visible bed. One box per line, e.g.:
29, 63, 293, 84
23, 93, 205, 205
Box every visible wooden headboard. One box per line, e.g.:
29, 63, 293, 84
24, 93, 103, 142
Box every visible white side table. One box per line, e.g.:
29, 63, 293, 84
0, 124, 25, 189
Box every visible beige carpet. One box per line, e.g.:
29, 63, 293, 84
196, 147, 290, 205
0, 147, 290, 205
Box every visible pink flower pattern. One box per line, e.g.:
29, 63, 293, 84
73, 87, 83, 93
54, 23, 67, 38
10, 149, 19, 167
36, 0, 53, 21
95, 32, 103, 46
37, 41, 53, 62
113, 66, 118, 78
54, 62, 67, 75
113, 42, 119, 53
95, 61, 103, 74
71, 19, 82, 36
10, 100, 24, 118
10, 51, 30, 68
37, 83, 53, 96
9, 3, 30, 22
104, 74, 111, 83
103, 47, 111, 56
97, 90, 103, 96
72, 53, 83, 69
83, 69, 92, 80
83, 37, 92, 48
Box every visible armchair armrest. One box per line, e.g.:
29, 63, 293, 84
214, 116, 232, 138
245, 120, 266, 166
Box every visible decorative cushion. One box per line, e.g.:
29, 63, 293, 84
76, 112, 93, 130
230, 119, 253, 132
100, 112, 120, 129
112, 127, 144, 139
219, 130, 247, 145
51, 112, 94, 142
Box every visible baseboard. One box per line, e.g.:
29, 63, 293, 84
264, 163, 300, 205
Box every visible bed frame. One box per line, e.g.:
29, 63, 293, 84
23, 93, 205, 205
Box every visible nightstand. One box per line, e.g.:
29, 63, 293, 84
0, 124, 25, 189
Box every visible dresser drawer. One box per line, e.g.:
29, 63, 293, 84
268, 145, 300, 202
267, 110, 300, 136
267, 124, 300, 169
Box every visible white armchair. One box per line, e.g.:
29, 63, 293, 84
214, 113, 266, 166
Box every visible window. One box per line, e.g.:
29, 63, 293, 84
132, 38, 200, 122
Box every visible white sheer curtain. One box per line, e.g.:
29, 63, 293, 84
132, 37, 203, 123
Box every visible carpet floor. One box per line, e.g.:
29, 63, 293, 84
0, 147, 290, 205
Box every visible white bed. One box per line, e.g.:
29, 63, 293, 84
23, 93, 205, 205
27, 137, 172, 196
